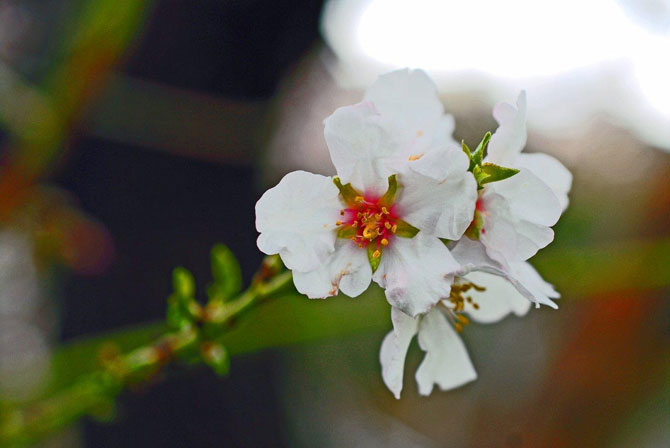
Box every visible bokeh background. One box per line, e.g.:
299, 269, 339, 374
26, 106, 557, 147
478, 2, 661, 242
0, 0, 669, 446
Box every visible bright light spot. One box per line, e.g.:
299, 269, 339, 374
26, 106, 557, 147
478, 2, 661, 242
356, 0, 639, 77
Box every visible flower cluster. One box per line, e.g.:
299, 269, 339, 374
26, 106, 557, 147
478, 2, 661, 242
255, 69, 572, 398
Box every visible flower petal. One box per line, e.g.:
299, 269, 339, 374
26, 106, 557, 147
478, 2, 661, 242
379, 307, 419, 399
462, 271, 531, 324
485, 169, 561, 227
364, 68, 450, 157
450, 238, 558, 309
323, 101, 396, 195
396, 148, 477, 239
415, 308, 477, 395
515, 152, 572, 211
292, 240, 372, 298
481, 192, 555, 263
256, 171, 341, 272
373, 234, 460, 317
487, 91, 527, 165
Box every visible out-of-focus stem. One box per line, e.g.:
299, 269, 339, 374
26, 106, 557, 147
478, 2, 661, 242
0, 262, 293, 446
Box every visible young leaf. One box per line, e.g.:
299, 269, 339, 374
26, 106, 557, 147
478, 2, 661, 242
210, 244, 242, 299
479, 163, 519, 185
471, 132, 491, 167
173, 267, 195, 299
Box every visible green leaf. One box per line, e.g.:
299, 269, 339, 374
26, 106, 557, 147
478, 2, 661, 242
210, 244, 242, 300
172, 267, 195, 299
471, 132, 491, 167
379, 175, 398, 207
479, 163, 519, 185
333, 177, 361, 207
394, 219, 420, 238
367, 244, 382, 273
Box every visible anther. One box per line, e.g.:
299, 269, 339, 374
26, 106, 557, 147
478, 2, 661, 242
384, 222, 391, 229
355, 196, 364, 202
372, 250, 381, 259
336, 220, 342, 226
391, 224, 397, 233
381, 238, 389, 246
381, 207, 389, 215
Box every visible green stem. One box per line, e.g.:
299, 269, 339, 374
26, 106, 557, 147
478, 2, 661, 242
0, 263, 293, 446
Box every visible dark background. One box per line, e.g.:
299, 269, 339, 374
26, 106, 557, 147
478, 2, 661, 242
54, 1, 325, 445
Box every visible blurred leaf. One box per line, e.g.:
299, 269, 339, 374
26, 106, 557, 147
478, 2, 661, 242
210, 244, 242, 300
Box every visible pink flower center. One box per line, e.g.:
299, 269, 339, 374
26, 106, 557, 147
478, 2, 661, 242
336, 195, 399, 258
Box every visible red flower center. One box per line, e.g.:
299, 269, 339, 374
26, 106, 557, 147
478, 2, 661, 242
336, 195, 399, 258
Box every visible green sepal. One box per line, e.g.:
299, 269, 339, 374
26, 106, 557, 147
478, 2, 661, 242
440, 238, 451, 248
478, 163, 519, 186
336, 225, 357, 239
379, 175, 398, 207
201, 342, 230, 377
394, 219, 420, 238
367, 244, 382, 273
333, 177, 361, 206
209, 244, 242, 300
465, 210, 484, 240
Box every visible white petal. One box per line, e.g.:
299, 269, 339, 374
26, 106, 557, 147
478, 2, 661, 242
379, 307, 419, 399
364, 69, 446, 156
509, 261, 560, 308
515, 153, 572, 211
485, 169, 561, 227
256, 171, 340, 272
487, 91, 527, 165
450, 237, 505, 275
415, 308, 477, 395
463, 271, 531, 324
396, 148, 478, 239
450, 238, 558, 309
480, 192, 555, 263
373, 234, 460, 317
323, 101, 396, 195
292, 240, 372, 298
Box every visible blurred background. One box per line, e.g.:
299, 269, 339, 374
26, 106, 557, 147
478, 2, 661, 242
0, 0, 668, 446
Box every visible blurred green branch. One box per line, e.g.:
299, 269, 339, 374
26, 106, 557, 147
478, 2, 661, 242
1, 237, 669, 446
0, 253, 294, 446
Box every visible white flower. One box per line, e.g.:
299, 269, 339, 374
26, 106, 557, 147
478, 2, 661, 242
256, 69, 477, 317
474, 92, 573, 265
379, 237, 560, 398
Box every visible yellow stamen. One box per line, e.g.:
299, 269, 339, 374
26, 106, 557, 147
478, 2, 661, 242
384, 222, 391, 229
355, 196, 364, 203
381, 238, 389, 246
336, 220, 342, 226
391, 224, 397, 233
372, 250, 381, 259
408, 152, 425, 161
363, 222, 378, 240
381, 207, 389, 215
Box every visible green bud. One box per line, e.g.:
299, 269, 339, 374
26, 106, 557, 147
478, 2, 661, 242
173, 267, 195, 298
202, 342, 230, 377
471, 132, 491, 166
210, 244, 242, 300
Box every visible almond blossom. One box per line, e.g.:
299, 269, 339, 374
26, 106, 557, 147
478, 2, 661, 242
379, 237, 560, 398
472, 91, 573, 266
256, 69, 477, 317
